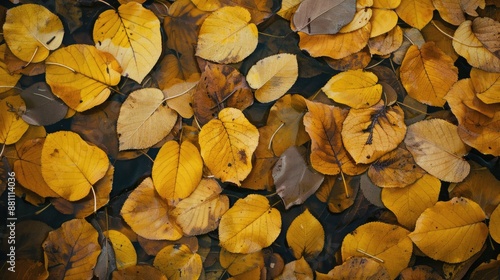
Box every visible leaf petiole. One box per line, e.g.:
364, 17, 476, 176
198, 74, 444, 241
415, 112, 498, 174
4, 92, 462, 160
45, 62, 77, 73
356, 248, 384, 263
268, 122, 285, 151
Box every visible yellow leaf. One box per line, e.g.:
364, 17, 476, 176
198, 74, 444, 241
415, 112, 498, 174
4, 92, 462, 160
199, 107, 259, 186
372, 0, 401, 9
339, 7, 372, 33
152, 140, 203, 200
432, 0, 465, 26
316, 175, 359, 213
404, 119, 470, 182
45, 44, 122, 112
341, 101, 407, 164
196, 6, 258, 64
381, 174, 441, 230
219, 194, 281, 253
369, 8, 398, 38
326, 257, 391, 280
286, 209, 324, 260
471, 67, 500, 104
105, 230, 137, 270
277, 0, 303, 20
93, 2, 162, 83
322, 69, 382, 109
41, 131, 109, 201
368, 25, 403, 56
490, 204, 500, 244
117, 88, 177, 151
153, 244, 203, 280
276, 257, 313, 280
121, 177, 183, 240
395, 0, 434, 30
171, 178, 229, 236
220, 248, 264, 277
247, 53, 298, 103
163, 81, 198, 119
400, 42, 458, 107
3, 4, 63, 63
409, 197, 488, 263
453, 19, 500, 73
0, 44, 21, 93
341, 221, 413, 279
0, 95, 29, 145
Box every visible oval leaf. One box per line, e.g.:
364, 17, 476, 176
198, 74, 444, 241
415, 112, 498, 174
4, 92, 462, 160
395, 0, 434, 30
490, 204, 500, 244
105, 230, 137, 271
0, 95, 29, 145
286, 209, 324, 260
153, 244, 203, 280
292, 0, 356, 35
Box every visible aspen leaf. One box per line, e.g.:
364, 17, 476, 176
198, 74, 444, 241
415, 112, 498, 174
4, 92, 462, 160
381, 174, 441, 230
171, 178, 229, 236
199, 108, 259, 186
45, 44, 122, 112
152, 140, 203, 200
395, 0, 434, 30
121, 177, 183, 240
341, 101, 407, 164
0, 44, 21, 94
409, 197, 488, 263
105, 230, 137, 270
117, 88, 177, 151
453, 19, 500, 73
246, 53, 298, 103
400, 42, 459, 107
196, 6, 258, 64
93, 2, 162, 83
341, 222, 413, 279
404, 119, 471, 182
41, 131, 109, 201
153, 244, 203, 280
0, 95, 29, 145
471, 67, 500, 104
219, 194, 281, 253
3, 4, 64, 63
42, 219, 101, 280
292, 0, 356, 35
303, 100, 368, 175
327, 257, 391, 280
368, 147, 426, 188
276, 257, 313, 280
322, 69, 383, 109
490, 204, 500, 244
220, 248, 264, 277
369, 8, 398, 38
286, 209, 325, 260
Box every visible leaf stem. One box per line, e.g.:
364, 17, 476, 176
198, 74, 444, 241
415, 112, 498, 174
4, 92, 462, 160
396, 101, 428, 115
356, 248, 384, 262
90, 186, 97, 214
162, 82, 198, 101
340, 171, 349, 198
0, 143, 5, 159
23, 46, 38, 68
258, 31, 292, 39
365, 58, 386, 70
35, 203, 52, 215
95, 0, 115, 9
141, 151, 155, 163
45, 62, 77, 73
402, 33, 415, 45
268, 122, 285, 151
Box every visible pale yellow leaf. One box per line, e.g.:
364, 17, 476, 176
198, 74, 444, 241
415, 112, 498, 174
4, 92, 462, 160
105, 230, 137, 270
286, 209, 324, 260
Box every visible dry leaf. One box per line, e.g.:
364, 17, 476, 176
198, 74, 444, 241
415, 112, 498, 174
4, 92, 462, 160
0, 44, 21, 94
399, 265, 445, 280
368, 25, 403, 55
395, 0, 434, 29
105, 230, 137, 270
326, 257, 391, 280
0, 95, 29, 145
472, 17, 500, 57
220, 248, 264, 277
369, 8, 398, 38
286, 209, 325, 260
471, 67, 500, 104
276, 257, 313, 280
432, 0, 466, 25
20, 82, 68, 126
292, 0, 356, 35
153, 244, 203, 280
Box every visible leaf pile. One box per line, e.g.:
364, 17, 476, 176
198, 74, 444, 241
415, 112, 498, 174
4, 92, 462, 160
1, 0, 500, 279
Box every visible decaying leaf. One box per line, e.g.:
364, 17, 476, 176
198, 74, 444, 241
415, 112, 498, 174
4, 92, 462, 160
21, 82, 68, 126
0, 44, 22, 93
105, 230, 137, 271
0, 95, 29, 145
316, 175, 360, 213
292, 0, 356, 35
153, 244, 203, 280
326, 257, 391, 280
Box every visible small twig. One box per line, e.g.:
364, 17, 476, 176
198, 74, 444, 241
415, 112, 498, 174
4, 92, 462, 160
365, 58, 386, 70
268, 122, 285, 150
141, 150, 154, 163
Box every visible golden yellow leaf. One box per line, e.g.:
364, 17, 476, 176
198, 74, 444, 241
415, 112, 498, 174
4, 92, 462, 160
276, 257, 313, 280
472, 17, 499, 57
471, 67, 500, 104
220, 248, 264, 277
93, 2, 161, 83
219, 194, 281, 253
432, 0, 466, 26
453, 19, 500, 73
196, 6, 258, 64
277, 0, 303, 20
341, 101, 407, 164
372, 0, 400, 8
341, 222, 413, 279
191, 0, 220, 11
3, 4, 63, 63
153, 244, 203, 280
399, 265, 446, 280
42, 219, 101, 280
199, 107, 259, 186
339, 7, 372, 33
286, 209, 324, 260
404, 119, 470, 182
326, 257, 391, 280
368, 25, 403, 56
421, 19, 459, 61
247, 53, 298, 103
409, 197, 488, 263
0, 44, 21, 93
381, 174, 441, 230
105, 230, 137, 270
303, 100, 368, 175
368, 147, 426, 188
400, 42, 458, 107
171, 178, 229, 236
41, 131, 109, 201
0, 95, 29, 145
298, 23, 371, 60
490, 204, 500, 244
117, 88, 177, 151
316, 175, 359, 213
369, 8, 398, 37
395, 0, 434, 29
152, 140, 203, 200
45, 44, 122, 112
322, 69, 382, 109
121, 177, 183, 241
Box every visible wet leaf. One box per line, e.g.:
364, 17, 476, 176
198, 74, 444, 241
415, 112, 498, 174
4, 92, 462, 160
292, 0, 356, 35
286, 209, 325, 260
153, 244, 203, 280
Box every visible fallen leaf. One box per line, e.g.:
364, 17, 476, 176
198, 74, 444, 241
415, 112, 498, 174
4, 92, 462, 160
220, 248, 264, 277
432, 0, 466, 26
409, 197, 488, 263
399, 265, 445, 280
490, 204, 500, 244
0, 95, 29, 145
3, 4, 64, 63
153, 244, 203, 280
93, 2, 162, 83
219, 194, 281, 253
0, 259, 48, 280
112, 265, 167, 280
278, 0, 302, 20
276, 257, 313, 280
369, 7, 398, 38
324, 46, 373, 71
395, 0, 434, 29
41, 131, 109, 201
421, 19, 459, 61
105, 230, 137, 270
20, 82, 68, 126
368, 25, 403, 55
471, 67, 500, 104
339, 4, 372, 33
472, 17, 500, 57
292, 0, 356, 35
286, 209, 325, 260
316, 175, 360, 213
392, 27, 425, 64
0, 44, 22, 93
326, 257, 391, 280
405, 118, 470, 182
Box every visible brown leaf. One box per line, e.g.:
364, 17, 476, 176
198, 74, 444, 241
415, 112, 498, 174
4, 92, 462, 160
292, 0, 356, 35
316, 175, 360, 213
472, 17, 500, 58
368, 25, 403, 56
